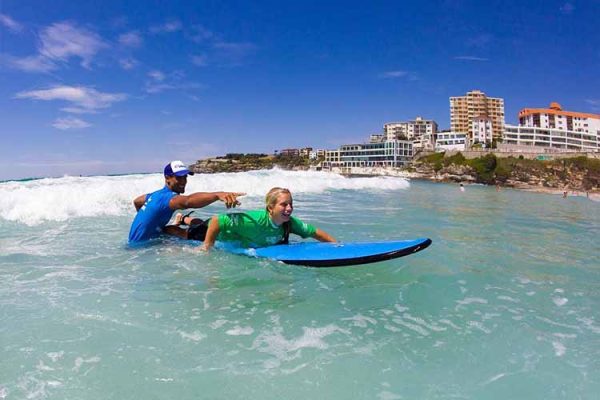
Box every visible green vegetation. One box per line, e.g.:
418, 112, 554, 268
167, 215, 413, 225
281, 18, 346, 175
418, 152, 600, 188
194, 152, 317, 173
217, 153, 269, 160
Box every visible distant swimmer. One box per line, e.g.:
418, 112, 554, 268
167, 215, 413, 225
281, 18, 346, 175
460, 183, 465, 192
563, 190, 568, 198
128, 160, 245, 243
200, 187, 336, 251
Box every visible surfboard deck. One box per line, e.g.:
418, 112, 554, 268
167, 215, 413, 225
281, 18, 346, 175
217, 238, 432, 267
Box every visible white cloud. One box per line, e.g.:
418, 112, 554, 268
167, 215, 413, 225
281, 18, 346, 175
191, 54, 208, 66
119, 57, 138, 70
15, 85, 126, 113
380, 70, 408, 78
118, 30, 143, 47
5, 55, 57, 73
52, 117, 91, 130
190, 25, 214, 43
39, 22, 108, 68
144, 70, 202, 93
148, 70, 166, 81
150, 19, 182, 34
0, 13, 23, 33
454, 56, 489, 61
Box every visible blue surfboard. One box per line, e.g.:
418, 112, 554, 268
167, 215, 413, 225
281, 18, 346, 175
217, 238, 432, 267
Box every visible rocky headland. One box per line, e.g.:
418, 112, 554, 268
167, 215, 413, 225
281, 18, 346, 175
409, 152, 600, 196
190, 152, 600, 198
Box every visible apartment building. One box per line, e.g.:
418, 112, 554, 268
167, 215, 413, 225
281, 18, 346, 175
383, 117, 438, 150
518, 102, 600, 133
435, 131, 466, 151
471, 115, 493, 147
450, 90, 505, 141
503, 102, 600, 152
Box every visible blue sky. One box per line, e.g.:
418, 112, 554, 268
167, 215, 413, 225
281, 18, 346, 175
1, 0, 599, 180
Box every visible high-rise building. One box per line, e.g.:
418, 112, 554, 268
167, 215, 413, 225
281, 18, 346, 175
450, 90, 505, 141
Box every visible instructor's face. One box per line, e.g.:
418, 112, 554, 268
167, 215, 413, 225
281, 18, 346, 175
166, 175, 187, 194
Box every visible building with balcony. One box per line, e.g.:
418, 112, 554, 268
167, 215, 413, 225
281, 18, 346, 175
471, 115, 493, 147
503, 125, 599, 152
324, 140, 413, 169
450, 90, 505, 142
435, 131, 466, 151
502, 102, 600, 152
383, 117, 438, 150
518, 102, 600, 133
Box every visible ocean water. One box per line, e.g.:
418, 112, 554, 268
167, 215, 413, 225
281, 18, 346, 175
1, 169, 599, 399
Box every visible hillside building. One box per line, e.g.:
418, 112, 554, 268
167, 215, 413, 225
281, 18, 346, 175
503, 102, 600, 152
383, 117, 438, 150
324, 140, 413, 169
450, 90, 505, 143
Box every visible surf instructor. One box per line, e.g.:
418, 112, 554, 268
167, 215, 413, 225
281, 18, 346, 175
128, 160, 245, 243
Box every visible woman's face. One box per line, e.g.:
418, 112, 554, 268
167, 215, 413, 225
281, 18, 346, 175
268, 192, 293, 225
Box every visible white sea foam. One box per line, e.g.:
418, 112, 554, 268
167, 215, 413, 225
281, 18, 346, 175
552, 297, 568, 306
0, 169, 409, 225
72, 356, 101, 372
552, 341, 566, 356
456, 297, 488, 307
225, 326, 254, 336
179, 330, 206, 341
341, 313, 378, 328
251, 323, 345, 367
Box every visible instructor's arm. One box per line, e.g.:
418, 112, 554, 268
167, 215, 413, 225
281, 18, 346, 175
133, 194, 147, 211
200, 216, 220, 251
169, 192, 245, 210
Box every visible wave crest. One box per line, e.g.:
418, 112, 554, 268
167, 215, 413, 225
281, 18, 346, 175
0, 169, 409, 225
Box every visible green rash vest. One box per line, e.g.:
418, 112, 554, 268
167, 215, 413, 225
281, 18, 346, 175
217, 209, 316, 248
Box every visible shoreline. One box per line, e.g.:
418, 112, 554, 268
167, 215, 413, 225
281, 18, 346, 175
407, 174, 600, 201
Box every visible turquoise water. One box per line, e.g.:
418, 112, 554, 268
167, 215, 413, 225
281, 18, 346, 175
1, 170, 599, 399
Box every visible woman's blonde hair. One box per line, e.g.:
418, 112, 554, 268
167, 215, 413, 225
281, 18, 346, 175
265, 187, 291, 211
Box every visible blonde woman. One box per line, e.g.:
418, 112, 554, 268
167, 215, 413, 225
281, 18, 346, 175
200, 187, 336, 251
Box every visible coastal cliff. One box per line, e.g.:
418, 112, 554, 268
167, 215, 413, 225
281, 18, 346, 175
411, 153, 600, 193
190, 152, 600, 194
190, 153, 311, 173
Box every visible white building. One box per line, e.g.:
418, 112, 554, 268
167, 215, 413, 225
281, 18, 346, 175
383, 117, 438, 150
518, 102, 600, 134
324, 140, 413, 169
503, 125, 599, 152
435, 132, 466, 151
309, 149, 327, 160
471, 115, 493, 147
502, 102, 600, 152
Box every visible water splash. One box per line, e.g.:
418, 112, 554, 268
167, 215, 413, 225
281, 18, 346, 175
0, 169, 409, 225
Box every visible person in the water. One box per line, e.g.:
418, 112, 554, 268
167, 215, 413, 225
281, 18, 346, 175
199, 187, 336, 250
128, 160, 244, 243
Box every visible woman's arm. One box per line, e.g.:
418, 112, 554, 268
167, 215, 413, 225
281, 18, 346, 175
313, 228, 336, 243
200, 216, 220, 251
